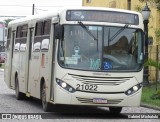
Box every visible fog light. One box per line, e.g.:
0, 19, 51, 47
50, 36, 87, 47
127, 90, 132, 95
69, 88, 73, 92
133, 86, 138, 91
61, 82, 67, 88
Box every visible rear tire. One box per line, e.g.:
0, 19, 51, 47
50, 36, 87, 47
109, 107, 122, 114
41, 82, 52, 112
15, 76, 25, 100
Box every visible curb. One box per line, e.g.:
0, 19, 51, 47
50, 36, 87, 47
141, 103, 160, 111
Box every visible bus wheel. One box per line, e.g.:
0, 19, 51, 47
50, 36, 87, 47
15, 76, 25, 100
41, 83, 51, 112
109, 107, 122, 114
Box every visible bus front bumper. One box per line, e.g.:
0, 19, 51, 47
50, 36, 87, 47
54, 86, 142, 107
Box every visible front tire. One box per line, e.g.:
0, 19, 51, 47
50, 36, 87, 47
41, 82, 52, 112
15, 76, 25, 100
109, 107, 122, 114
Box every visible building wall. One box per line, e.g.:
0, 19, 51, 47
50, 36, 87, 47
83, 0, 160, 82
83, 0, 128, 9
83, 0, 160, 45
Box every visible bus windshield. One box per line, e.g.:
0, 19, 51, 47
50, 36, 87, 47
58, 25, 143, 71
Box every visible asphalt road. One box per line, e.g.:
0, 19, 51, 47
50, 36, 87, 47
0, 71, 159, 122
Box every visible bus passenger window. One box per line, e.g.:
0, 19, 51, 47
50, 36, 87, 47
20, 44, 26, 51
7, 28, 11, 50
33, 42, 41, 51
15, 26, 21, 51
35, 22, 43, 36
21, 25, 28, 37
14, 43, 20, 51
34, 21, 43, 52
41, 39, 49, 51
43, 20, 51, 35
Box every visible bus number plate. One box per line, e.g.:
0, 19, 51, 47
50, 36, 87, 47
76, 84, 98, 91
93, 98, 107, 104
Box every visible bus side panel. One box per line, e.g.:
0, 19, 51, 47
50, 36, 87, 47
39, 36, 50, 100
19, 51, 27, 93
11, 51, 20, 89
28, 52, 41, 98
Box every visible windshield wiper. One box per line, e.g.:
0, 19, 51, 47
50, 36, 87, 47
78, 21, 98, 41
109, 24, 130, 42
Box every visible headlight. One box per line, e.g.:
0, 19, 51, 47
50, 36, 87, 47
125, 83, 143, 95
56, 78, 76, 93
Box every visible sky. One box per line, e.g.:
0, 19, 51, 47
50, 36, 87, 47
0, 0, 82, 20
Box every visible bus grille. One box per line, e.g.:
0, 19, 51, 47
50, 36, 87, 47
76, 97, 123, 104
68, 73, 133, 86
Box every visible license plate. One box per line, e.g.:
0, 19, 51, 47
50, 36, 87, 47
93, 98, 107, 104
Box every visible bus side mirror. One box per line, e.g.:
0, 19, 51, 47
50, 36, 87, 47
55, 24, 64, 40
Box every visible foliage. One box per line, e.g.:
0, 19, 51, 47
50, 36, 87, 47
139, 0, 160, 10
134, 5, 143, 12
151, 90, 160, 99
144, 59, 160, 69
155, 29, 160, 39
4, 19, 14, 27
142, 83, 160, 106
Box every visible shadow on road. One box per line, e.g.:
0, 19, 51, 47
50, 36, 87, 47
5, 94, 127, 119
25, 98, 127, 119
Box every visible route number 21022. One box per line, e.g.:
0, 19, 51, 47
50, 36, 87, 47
76, 84, 98, 91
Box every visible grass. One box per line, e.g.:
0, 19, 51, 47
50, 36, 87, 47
141, 83, 160, 107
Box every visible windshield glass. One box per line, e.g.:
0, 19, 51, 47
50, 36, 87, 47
58, 25, 143, 71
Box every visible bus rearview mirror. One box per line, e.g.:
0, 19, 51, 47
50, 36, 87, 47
55, 24, 64, 40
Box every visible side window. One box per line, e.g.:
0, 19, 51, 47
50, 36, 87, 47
34, 21, 43, 51
7, 28, 11, 50
20, 25, 28, 51
43, 20, 51, 35
16, 26, 21, 38
15, 26, 21, 51
41, 19, 51, 51
35, 21, 43, 36
15, 24, 28, 51
21, 25, 28, 37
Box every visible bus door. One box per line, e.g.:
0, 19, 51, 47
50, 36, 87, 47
10, 31, 15, 88
50, 23, 58, 101
27, 28, 34, 93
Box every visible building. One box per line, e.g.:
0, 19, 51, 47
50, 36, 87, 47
83, 0, 160, 81
0, 21, 6, 52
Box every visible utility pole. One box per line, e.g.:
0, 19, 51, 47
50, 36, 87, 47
32, 4, 35, 15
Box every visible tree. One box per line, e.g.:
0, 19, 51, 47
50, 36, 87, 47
3, 19, 14, 27
139, 0, 160, 10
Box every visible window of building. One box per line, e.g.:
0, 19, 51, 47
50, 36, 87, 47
109, 1, 116, 8
128, 0, 131, 10
86, 0, 92, 3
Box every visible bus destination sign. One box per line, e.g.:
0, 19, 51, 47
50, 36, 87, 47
66, 10, 139, 25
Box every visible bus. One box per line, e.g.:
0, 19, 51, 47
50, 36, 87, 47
4, 7, 144, 113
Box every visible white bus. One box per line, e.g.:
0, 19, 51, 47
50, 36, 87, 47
4, 7, 144, 113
